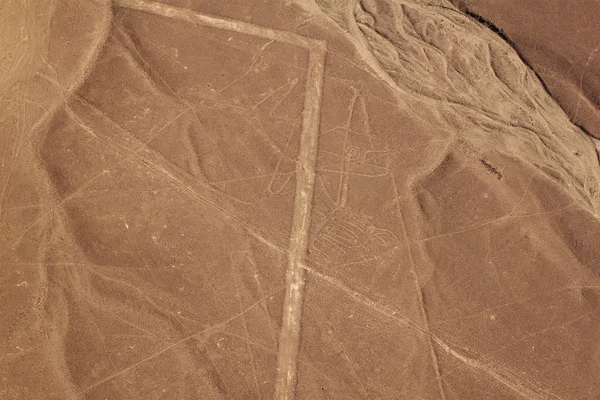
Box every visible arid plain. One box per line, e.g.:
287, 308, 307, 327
1, 0, 599, 399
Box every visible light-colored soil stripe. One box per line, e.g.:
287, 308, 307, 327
274, 44, 326, 400
115, 0, 322, 49
303, 266, 565, 400
113, 1, 327, 398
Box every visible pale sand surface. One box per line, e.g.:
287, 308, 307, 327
1, 0, 599, 399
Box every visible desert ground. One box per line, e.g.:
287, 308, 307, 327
450, 0, 600, 141
1, 0, 599, 399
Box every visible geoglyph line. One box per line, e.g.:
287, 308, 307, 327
303, 266, 564, 400
115, 0, 322, 49
113, 1, 326, 398
273, 42, 326, 400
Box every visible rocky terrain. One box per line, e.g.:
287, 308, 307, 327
451, 0, 600, 141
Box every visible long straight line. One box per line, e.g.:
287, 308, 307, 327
303, 266, 562, 400
115, 0, 322, 49
390, 176, 447, 400
112, 2, 327, 397
274, 43, 326, 399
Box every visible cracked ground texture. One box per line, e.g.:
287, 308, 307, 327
1, 0, 599, 399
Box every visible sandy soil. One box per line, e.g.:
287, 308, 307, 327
1, 0, 599, 399
450, 0, 600, 140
